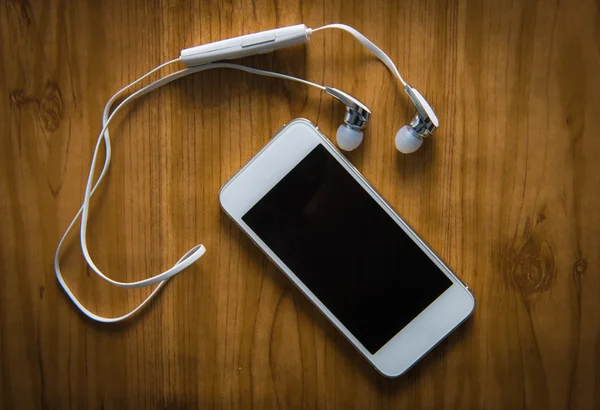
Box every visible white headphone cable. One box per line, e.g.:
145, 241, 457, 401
311, 24, 408, 87
55, 59, 326, 322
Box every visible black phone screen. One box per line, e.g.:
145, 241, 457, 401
243, 144, 452, 354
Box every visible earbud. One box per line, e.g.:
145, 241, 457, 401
395, 125, 423, 154
395, 86, 439, 154
325, 87, 371, 151
336, 125, 363, 151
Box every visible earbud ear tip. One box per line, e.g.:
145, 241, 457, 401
336, 125, 363, 151
395, 125, 423, 154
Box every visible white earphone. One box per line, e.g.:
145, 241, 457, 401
55, 23, 439, 322
180, 24, 439, 153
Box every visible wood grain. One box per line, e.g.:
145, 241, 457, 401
1, 0, 599, 408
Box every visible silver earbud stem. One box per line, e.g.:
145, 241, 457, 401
409, 113, 436, 138
325, 87, 371, 130
404, 85, 438, 138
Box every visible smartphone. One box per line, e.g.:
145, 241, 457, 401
219, 119, 474, 377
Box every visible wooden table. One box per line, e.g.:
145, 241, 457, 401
1, 0, 599, 408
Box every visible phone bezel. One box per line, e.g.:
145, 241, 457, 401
219, 119, 474, 377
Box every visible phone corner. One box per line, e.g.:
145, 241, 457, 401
217, 181, 230, 210
282, 118, 324, 137
218, 179, 237, 219
287, 117, 315, 128
378, 367, 408, 379
463, 285, 476, 316
370, 360, 413, 379
452, 275, 475, 317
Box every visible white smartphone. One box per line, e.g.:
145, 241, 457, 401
219, 119, 474, 377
